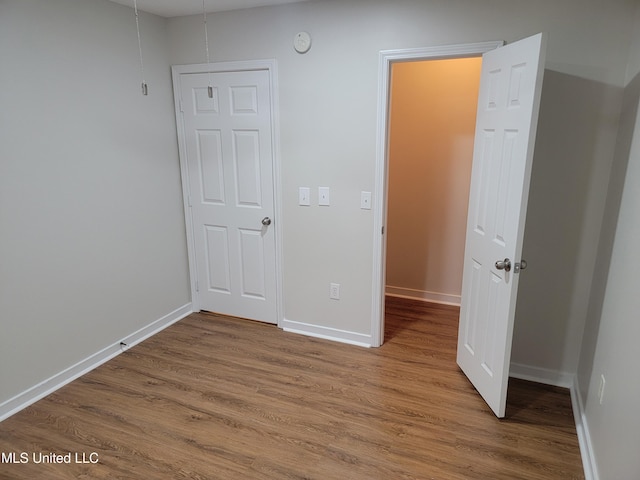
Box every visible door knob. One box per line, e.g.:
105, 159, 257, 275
495, 258, 511, 272
261, 217, 272, 226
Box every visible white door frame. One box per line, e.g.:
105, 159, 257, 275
371, 42, 503, 347
172, 59, 283, 327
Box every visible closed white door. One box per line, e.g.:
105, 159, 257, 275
177, 69, 277, 324
457, 33, 547, 417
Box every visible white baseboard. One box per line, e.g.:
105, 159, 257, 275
385, 286, 461, 306
509, 362, 597, 480
570, 376, 599, 480
509, 362, 574, 388
281, 318, 372, 348
0, 303, 193, 422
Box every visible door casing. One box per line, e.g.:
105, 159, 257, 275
171, 59, 283, 327
372, 42, 504, 347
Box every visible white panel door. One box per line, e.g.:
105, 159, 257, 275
457, 33, 547, 417
178, 70, 277, 324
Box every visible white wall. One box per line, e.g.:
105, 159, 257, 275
168, 0, 635, 354
0, 0, 190, 406
626, 3, 640, 84
511, 70, 624, 377
577, 4, 640, 477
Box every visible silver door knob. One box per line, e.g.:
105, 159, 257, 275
495, 258, 511, 272
261, 217, 272, 226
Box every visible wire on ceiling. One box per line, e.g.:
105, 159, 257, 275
203, 0, 214, 98
133, 0, 148, 95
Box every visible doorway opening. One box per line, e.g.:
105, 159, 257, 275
371, 42, 503, 347
385, 57, 482, 314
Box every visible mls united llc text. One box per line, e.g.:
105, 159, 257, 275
1, 451, 99, 464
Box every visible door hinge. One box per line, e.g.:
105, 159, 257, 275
195, 280, 199, 293
382, 226, 385, 235
187, 195, 192, 207
179, 100, 184, 112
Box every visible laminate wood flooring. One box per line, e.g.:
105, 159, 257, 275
0, 297, 584, 479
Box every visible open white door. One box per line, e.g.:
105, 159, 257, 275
457, 33, 547, 418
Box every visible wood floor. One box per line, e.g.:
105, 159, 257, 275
0, 297, 584, 479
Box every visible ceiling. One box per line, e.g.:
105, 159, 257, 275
108, 0, 310, 18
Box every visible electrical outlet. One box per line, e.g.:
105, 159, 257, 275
330, 283, 340, 300
598, 374, 606, 404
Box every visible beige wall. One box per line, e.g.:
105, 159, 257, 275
385, 58, 481, 304
577, 4, 640, 478
0, 0, 190, 407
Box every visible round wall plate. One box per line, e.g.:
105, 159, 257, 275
294, 31, 312, 54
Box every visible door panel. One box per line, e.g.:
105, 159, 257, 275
457, 33, 547, 417
204, 225, 231, 293
239, 228, 267, 298
198, 130, 225, 204
233, 130, 262, 206
178, 69, 277, 324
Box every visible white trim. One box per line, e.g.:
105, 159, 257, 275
172, 66, 200, 312
571, 376, 599, 480
281, 318, 372, 348
385, 286, 461, 306
171, 59, 283, 326
378, 43, 505, 62
372, 41, 504, 347
0, 303, 193, 422
509, 362, 574, 388
269, 62, 285, 329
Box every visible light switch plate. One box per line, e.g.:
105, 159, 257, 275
299, 187, 310, 206
330, 283, 340, 300
361, 191, 372, 210
319, 187, 330, 206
